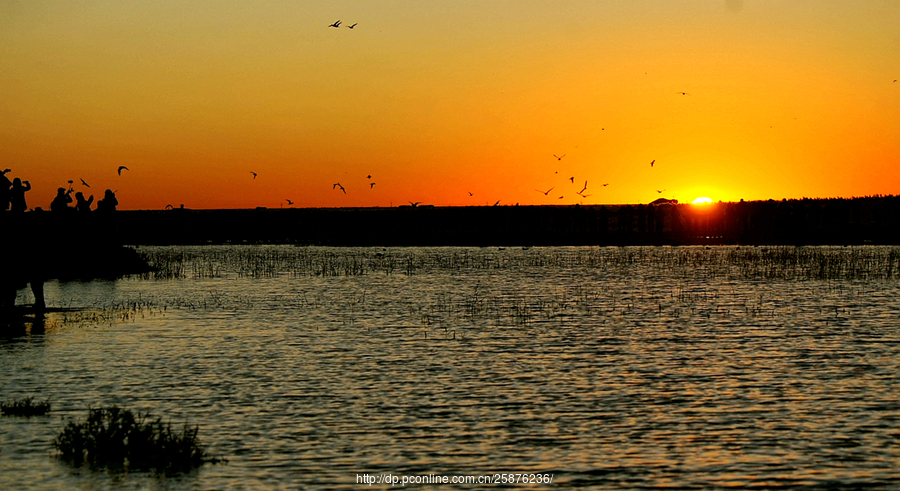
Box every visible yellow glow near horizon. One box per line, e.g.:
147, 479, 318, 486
0, 1, 898, 210
692, 197, 714, 204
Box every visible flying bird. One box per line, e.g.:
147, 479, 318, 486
348, 23, 358, 29
579, 181, 588, 194
366, 175, 372, 179
602, 183, 609, 187
117, 166, 129, 175
468, 191, 474, 196
370, 182, 376, 188
329, 20, 341, 28
285, 199, 293, 205
80, 178, 90, 188
656, 189, 666, 193
576, 192, 591, 198
250, 172, 257, 179
569, 177, 574, 183
650, 160, 655, 167
409, 201, 420, 207
333, 183, 346, 193
676, 92, 691, 96
493, 199, 501, 206
536, 187, 555, 195
553, 154, 565, 160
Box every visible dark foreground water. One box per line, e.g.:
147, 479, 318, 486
2, 246, 899, 489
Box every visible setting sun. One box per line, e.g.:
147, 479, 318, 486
692, 197, 714, 204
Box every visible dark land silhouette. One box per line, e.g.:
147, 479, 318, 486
3, 196, 894, 247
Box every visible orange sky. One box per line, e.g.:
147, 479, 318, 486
1, 1, 898, 210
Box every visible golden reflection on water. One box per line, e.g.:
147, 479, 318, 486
1, 246, 900, 489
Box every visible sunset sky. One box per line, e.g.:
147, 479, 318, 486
2, 1, 898, 210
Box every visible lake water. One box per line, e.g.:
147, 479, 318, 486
2, 246, 900, 490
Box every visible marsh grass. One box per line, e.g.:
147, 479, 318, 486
134, 245, 900, 282
53, 406, 224, 474
1, 397, 51, 417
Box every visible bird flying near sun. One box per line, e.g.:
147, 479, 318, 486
333, 183, 346, 194
536, 186, 555, 196
80, 178, 90, 188
329, 20, 341, 28
554, 154, 565, 160
117, 166, 129, 175
250, 172, 257, 179
650, 160, 655, 167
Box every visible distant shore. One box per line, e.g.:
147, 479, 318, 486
6, 196, 897, 247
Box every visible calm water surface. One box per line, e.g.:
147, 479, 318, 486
2, 246, 899, 490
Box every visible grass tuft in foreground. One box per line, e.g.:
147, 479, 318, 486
53, 406, 224, 474
1, 397, 51, 417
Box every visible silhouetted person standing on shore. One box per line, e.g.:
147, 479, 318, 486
50, 187, 74, 212
74, 192, 94, 212
0, 169, 11, 211
96, 189, 118, 212
9, 178, 30, 212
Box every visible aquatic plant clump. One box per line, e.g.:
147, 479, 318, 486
1, 397, 51, 417
53, 406, 222, 474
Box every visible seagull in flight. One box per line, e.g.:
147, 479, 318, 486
80, 178, 90, 188
333, 183, 346, 193
348, 23, 358, 29
602, 183, 609, 187
568, 176, 575, 183
250, 172, 257, 179
285, 199, 293, 205
536, 186, 555, 196
650, 160, 655, 167
117, 166, 129, 175
578, 181, 588, 194
553, 154, 565, 160
676, 92, 691, 96
329, 20, 341, 28
656, 189, 666, 193
370, 182, 375, 188
409, 201, 420, 207
366, 174, 372, 179
468, 191, 474, 196
493, 199, 501, 206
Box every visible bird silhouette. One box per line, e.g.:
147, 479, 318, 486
250, 172, 257, 179
656, 189, 666, 193
536, 187, 555, 195
348, 23, 358, 29
468, 191, 474, 196
285, 199, 294, 205
117, 166, 129, 175
409, 201, 420, 207
676, 92, 691, 96
333, 183, 346, 193
568, 176, 574, 183
370, 182, 375, 188
165, 204, 174, 210
80, 178, 90, 188
493, 199, 501, 206
554, 154, 565, 160
579, 181, 588, 194
329, 20, 341, 28
602, 183, 609, 187
577, 192, 591, 198
366, 175, 372, 179
650, 160, 655, 167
